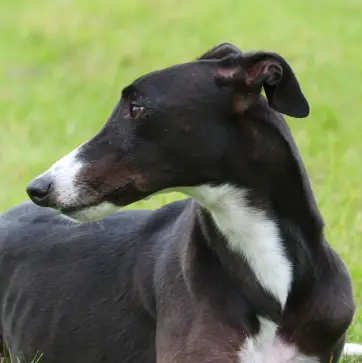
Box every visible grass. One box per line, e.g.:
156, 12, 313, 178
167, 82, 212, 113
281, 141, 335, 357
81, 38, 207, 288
0, 0, 361, 361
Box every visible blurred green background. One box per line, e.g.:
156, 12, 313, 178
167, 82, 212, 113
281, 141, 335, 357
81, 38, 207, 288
0, 0, 361, 347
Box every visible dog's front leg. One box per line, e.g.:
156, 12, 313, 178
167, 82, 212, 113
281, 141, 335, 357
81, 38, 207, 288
155, 305, 245, 363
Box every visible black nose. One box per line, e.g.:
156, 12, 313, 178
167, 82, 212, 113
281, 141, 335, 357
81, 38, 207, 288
26, 175, 53, 207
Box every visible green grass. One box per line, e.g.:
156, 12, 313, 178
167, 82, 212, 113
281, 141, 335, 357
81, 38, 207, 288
0, 0, 361, 360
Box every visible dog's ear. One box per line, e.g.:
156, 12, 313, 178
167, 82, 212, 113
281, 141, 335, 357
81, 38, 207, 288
214, 51, 309, 118
198, 43, 242, 60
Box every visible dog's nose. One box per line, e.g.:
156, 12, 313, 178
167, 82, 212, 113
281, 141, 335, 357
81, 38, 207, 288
26, 175, 53, 207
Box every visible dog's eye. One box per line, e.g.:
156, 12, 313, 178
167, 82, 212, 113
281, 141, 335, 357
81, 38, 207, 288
130, 104, 145, 119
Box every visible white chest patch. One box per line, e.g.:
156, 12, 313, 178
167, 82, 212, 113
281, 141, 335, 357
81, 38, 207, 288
180, 185, 310, 362
239, 318, 320, 363
182, 184, 293, 306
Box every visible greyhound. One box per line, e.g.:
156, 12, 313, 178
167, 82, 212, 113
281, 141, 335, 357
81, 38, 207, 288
1, 43, 361, 363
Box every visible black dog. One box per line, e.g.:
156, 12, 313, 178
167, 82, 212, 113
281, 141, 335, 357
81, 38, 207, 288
0, 43, 361, 363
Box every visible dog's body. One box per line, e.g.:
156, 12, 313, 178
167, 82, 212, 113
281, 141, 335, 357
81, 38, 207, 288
0, 197, 355, 363
0, 43, 361, 362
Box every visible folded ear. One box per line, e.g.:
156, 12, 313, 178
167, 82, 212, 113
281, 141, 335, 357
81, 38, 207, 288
215, 51, 310, 118
198, 43, 242, 60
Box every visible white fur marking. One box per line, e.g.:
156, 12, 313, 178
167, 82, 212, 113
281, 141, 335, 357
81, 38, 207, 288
239, 319, 320, 363
40, 144, 121, 221
65, 202, 120, 222
181, 184, 292, 306
178, 184, 324, 363
48, 144, 85, 205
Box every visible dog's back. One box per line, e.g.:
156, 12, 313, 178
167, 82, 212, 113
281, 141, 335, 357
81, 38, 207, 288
0, 201, 186, 363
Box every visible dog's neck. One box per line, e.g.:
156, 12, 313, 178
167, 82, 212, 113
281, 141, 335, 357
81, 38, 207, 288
181, 184, 293, 308
248, 104, 324, 247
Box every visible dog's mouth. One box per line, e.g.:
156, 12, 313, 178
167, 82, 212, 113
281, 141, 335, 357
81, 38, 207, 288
56, 183, 154, 222
58, 202, 120, 223
60, 202, 98, 215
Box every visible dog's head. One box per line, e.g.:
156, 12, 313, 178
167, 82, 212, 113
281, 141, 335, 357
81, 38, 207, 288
27, 43, 311, 221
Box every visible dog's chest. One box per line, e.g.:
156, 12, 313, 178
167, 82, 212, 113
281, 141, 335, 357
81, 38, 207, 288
238, 319, 319, 363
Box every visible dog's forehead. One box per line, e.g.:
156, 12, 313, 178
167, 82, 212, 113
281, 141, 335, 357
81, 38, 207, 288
130, 61, 216, 96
